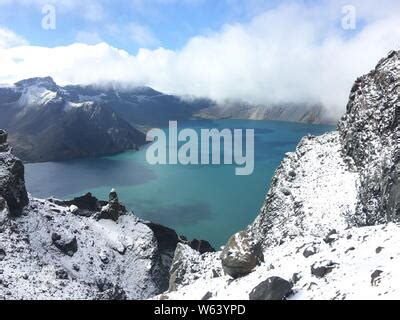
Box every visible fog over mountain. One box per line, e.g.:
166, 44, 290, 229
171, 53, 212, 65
1, 1, 400, 119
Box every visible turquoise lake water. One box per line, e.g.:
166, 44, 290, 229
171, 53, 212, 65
25, 120, 334, 247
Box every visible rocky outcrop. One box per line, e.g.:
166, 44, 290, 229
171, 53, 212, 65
0, 130, 28, 214
51, 232, 78, 257
220, 230, 264, 279
97, 189, 127, 221
339, 50, 400, 226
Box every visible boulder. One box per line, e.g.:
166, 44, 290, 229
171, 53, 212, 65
220, 230, 264, 279
303, 245, 318, 258
311, 260, 337, 278
249, 277, 293, 300
51, 232, 78, 257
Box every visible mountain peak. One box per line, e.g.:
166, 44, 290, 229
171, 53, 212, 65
15, 77, 58, 90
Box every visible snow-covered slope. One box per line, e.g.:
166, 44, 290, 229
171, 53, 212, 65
156, 50, 400, 301
0, 198, 166, 300
158, 223, 400, 300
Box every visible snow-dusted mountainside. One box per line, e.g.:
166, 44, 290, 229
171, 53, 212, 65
156, 50, 400, 300
0, 130, 213, 299
0, 77, 147, 163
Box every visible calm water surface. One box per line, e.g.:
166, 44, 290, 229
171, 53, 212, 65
25, 120, 334, 247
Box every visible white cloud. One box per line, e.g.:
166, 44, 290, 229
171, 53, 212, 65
0, 27, 28, 48
1, 2, 400, 118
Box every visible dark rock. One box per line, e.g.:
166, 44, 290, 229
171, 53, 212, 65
97, 189, 126, 221
55, 269, 69, 280
345, 247, 355, 254
201, 292, 213, 300
0, 130, 7, 145
303, 245, 318, 258
311, 261, 337, 278
51, 233, 78, 257
249, 277, 293, 300
185, 239, 215, 254
96, 279, 127, 300
376, 247, 384, 254
371, 270, 384, 287
0, 130, 9, 152
220, 230, 264, 279
292, 273, 302, 284
324, 230, 339, 244
0, 248, 5, 261
146, 222, 179, 254
56, 193, 104, 212
145, 222, 179, 291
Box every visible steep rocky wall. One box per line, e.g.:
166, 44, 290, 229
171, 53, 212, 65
339, 50, 400, 225
0, 130, 28, 215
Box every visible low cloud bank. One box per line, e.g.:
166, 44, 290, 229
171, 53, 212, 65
1, 1, 400, 118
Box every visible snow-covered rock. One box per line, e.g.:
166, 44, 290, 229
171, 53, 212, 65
157, 223, 400, 300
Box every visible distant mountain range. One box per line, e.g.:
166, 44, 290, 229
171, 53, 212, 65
195, 102, 334, 124
0, 77, 333, 163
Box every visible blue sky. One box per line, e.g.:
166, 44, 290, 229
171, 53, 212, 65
0, 0, 316, 52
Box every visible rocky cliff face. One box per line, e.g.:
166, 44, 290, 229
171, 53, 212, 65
339, 50, 400, 226
158, 50, 400, 301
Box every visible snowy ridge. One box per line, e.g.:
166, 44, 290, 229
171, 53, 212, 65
252, 132, 360, 247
